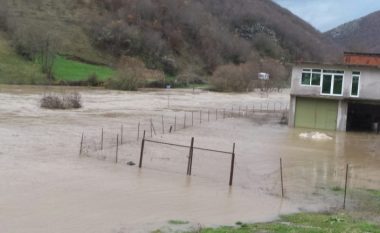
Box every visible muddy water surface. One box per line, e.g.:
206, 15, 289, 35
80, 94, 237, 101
0, 85, 379, 233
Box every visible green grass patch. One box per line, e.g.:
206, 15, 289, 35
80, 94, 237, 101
192, 213, 380, 233
52, 56, 115, 82
168, 220, 189, 225
367, 189, 380, 197
0, 33, 115, 85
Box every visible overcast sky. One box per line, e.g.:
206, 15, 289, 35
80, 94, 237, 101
273, 0, 380, 32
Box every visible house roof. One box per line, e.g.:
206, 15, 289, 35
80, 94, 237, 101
294, 61, 380, 71
344, 51, 380, 57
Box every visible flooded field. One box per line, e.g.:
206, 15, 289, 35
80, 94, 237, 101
1, 85, 380, 233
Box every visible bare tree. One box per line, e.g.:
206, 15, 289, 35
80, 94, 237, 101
260, 58, 290, 89
39, 35, 59, 81
0, 0, 8, 29
106, 56, 165, 91
10, 22, 60, 81
210, 61, 259, 92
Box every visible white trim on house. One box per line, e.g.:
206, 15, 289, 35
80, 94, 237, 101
300, 68, 322, 87
350, 71, 361, 98
320, 71, 345, 97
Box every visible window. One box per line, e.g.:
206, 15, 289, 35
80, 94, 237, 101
312, 73, 321, 85
351, 71, 360, 97
301, 69, 321, 86
333, 75, 343, 95
322, 74, 332, 94
321, 70, 344, 96
301, 71, 311, 85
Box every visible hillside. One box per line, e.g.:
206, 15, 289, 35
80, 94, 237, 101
326, 11, 380, 53
0, 0, 342, 87
87, 0, 341, 71
0, 32, 45, 84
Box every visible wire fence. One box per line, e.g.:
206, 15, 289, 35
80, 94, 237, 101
82, 130, 380, 212
77, 101, 380, 212
80, 101, 288, 155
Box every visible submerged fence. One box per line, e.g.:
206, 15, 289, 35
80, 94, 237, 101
79, 101, 288, 154
81, 126, 380, 211
76, 101, 380, 211
138, 134, 236, 186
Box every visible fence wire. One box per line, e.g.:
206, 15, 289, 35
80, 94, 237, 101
76, 102, 380, 212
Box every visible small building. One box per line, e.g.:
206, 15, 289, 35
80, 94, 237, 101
288, 61, 380, 132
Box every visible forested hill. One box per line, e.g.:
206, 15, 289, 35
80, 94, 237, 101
326, 11, 380, 53
0, 0, 342, 87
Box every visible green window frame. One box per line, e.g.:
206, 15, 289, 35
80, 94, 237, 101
351, 72, 360, 97
311, 73, 321, 85
333, 75, 343, 95
322, 74, 332, 94
321, 71, 344, 96
301, 71, 311, 85
301, 69, 321, 86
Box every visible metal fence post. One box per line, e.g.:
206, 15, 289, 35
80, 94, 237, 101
116, 134, 119, 163
79, 132, 84, 155
187, 137, 195, 175
343, 164, 349, 209
280, 158, 284, 198
192, 111, 194, 126
174, 114, 177, 131
101, 128, 104, 150
139, 131, 146, 168
229, 143, 236, 186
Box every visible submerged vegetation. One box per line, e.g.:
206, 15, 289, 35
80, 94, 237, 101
152, 213, 380, 233
168, 220, 190, 225
40, 92, 82, 109
192, 213, 380, 233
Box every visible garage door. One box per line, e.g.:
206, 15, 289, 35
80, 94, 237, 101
295, 98, 338, 130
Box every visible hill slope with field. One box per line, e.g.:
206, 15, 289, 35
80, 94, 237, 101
0, 0, 342, 87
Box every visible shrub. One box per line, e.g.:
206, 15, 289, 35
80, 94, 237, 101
210, 61, 259, 92
260, 58, 290, 88
40, 92, 82, 109
106, 56, 164, 91
87, 73, 100, 86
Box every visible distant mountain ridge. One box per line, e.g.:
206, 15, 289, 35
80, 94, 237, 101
326, 11, 380, 53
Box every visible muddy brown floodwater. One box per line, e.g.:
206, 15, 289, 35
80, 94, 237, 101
0, 85, 380, 233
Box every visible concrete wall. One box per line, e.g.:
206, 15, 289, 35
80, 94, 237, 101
337, 100, 348, 131
288, 95, 296, 128
291, 64, 380, 101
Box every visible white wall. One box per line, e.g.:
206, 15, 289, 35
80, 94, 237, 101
291, 64, 380, 101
